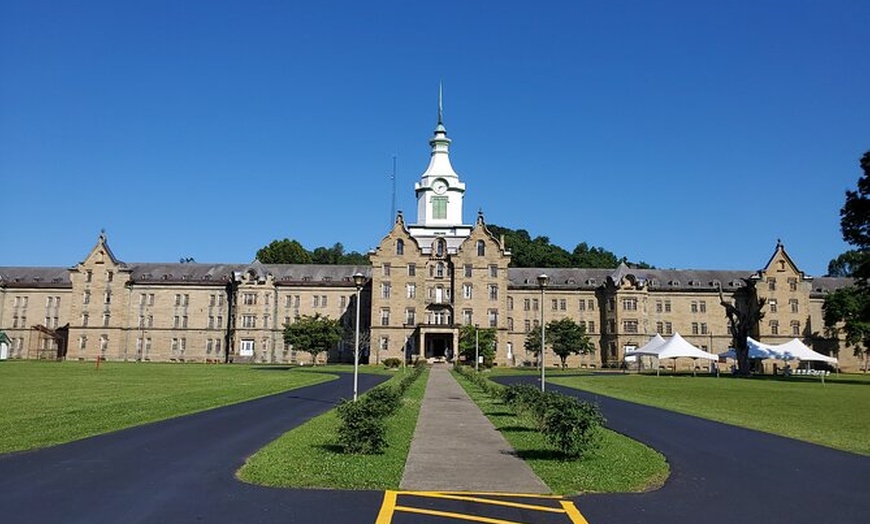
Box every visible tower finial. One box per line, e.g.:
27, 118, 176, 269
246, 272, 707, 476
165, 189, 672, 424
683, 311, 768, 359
438, 82, 443, 125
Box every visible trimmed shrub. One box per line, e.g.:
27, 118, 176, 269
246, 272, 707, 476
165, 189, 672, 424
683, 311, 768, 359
364, 385, 401, 418
335, 398, 388, 454
540, 394, 604, 458
382, 358, 402, 369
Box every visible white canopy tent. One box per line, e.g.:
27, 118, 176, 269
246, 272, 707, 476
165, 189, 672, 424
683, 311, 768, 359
629, 333, 668, 356
719, 337, 838, 378
652, 332, 719, 375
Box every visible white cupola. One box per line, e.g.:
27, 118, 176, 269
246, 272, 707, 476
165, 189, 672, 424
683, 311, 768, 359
414, 85, 466, 227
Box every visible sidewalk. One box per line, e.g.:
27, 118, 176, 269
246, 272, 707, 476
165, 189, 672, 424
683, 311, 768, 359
399, 364, 550, 493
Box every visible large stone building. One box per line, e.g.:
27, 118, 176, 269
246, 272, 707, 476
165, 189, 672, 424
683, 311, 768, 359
0, 108, 860, 371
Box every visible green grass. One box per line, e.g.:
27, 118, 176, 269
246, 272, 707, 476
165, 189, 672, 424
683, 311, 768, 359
452, 372, 669, 495
549, 373, 870, 455
0, 360, 337, 454
237, 368, 428, 489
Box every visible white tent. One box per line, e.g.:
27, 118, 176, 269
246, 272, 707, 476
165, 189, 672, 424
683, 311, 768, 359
630, 333, 668, 356
657, 333, 719, 361
778, 338, 838, 365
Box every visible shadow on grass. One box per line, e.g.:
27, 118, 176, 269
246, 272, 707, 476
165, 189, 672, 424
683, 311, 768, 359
315, 443, 345, 454
252, 366, 295, 371
515, 449, 573, 461
498, 425, 537, 432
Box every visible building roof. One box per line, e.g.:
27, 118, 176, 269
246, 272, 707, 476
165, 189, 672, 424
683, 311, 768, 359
508, 266, 754, 292
0, 267, 72, 288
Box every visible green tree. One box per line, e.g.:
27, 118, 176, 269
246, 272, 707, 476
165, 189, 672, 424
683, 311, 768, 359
546, 317, 595, 368
826, 250, 867, 278
256, 239, 312, 264
523, 325, 544, 363
824, 150, 870, 369
458, 324, 497, 366
283, 313, 343, 364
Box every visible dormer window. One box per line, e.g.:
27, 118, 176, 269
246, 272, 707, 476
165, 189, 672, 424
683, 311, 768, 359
396, 239, 404, 255
477, 240, 486, 256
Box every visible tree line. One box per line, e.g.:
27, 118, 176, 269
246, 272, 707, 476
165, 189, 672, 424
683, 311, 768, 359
255, 227, 652, 269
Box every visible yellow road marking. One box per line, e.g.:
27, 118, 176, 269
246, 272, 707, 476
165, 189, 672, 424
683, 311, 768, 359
375, 490, 397, 524
395, 489, 562, 499
401, 492, 566, 513
560, 500, 590, 524
395, 504, 531, 524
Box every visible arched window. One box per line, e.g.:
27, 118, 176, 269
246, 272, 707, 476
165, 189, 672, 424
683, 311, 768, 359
477, 240, 485, 256
435, 239, 445, 257
435, 262, 445, 278
396, 239, 404, 255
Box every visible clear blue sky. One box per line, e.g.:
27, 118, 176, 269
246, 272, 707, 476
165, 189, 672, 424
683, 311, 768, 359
2, 1, 867, 276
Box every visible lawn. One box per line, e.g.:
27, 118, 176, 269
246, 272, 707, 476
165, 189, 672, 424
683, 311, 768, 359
238, 368, 428, 489
0, 360, 338, 454
548, 372, 870, 455
453, 371, 669, 495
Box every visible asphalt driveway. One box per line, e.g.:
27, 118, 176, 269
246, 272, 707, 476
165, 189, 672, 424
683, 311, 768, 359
499, 376, 870, 524
0, 372, 388, 524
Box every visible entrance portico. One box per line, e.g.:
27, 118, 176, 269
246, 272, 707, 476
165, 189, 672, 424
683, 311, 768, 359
417, 326, 457, 362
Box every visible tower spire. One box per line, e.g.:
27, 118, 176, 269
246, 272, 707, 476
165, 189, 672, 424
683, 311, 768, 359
437, 82, 443, 125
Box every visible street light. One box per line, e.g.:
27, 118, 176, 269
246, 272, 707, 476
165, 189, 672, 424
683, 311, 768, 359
352, 272, 366, 402
538, 273, 549, 392
475, 323, 480, 372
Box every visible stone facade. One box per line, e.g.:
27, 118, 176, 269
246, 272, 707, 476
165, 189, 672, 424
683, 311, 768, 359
0, 110, 861, 372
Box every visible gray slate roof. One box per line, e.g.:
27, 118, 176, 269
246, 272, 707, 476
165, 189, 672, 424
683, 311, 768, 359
508, 266, 756, 292
0, 267, 72, 288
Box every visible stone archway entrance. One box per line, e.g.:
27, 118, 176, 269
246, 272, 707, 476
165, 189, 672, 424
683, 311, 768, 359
424, 332, 454, 361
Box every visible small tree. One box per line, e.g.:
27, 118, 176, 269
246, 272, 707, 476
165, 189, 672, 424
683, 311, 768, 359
547, 317, 594, 368
458, 324, 497, 366
524, 325, 543, 365
284, 313, 342, 364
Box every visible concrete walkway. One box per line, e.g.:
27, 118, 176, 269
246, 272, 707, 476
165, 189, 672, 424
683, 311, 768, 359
400, 364, 550, 493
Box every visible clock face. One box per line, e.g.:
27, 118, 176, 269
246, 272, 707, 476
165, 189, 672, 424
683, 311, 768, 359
433, 179, 448, 194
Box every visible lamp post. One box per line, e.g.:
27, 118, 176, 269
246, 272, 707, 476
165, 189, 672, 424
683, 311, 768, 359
475, 323, 480, 372
538, 274, 549, 392
352, 272, 365, 401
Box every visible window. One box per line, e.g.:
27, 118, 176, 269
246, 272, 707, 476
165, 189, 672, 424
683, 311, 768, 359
588, 321, 595, 333
552, 299, 558, 310
321, 295, 327, 307
408, 263, 416, 276
559, 299, 566, 311
216, 316, 222, 328
175, 294, 182, 306
464, 264, 473, 277
664, 321, 673, 334
588, 299, 595, 311
183, 294, 189, 306
396, 240, 404, 255
699, 301, 706, 313
313, 295, 320, 308
507, 297, 513, 310
406, 308, 416, 325
507, 317, 514, 331
263, 314, 270, 329
240, 339, 255, 356
691, 301, 698, 313
791, 320, 800, 336
463, 309, 473, 324
477, 240, 486, 256
579, 299, 586, 311
664, 300, 671, 313
489, 265, 498, 277
104, 291, 112, 304
85, 270, 92, 283
788, 277, 798, 292
242, 315, 256, 328
524, 320, 531, 332
462, 284, 473, 299
243, 293, 257, 305
623, 320, 639, 333
488, 285, 498, 300
769, 299, 778, 313
768, 278, 776, 291
488, 309, 498, 328
79, 336, 87, 350
380, 308, 390, 326
770, 320, 779, 335
340, 295, 347, 308
82, 313, 90, 327
524, 299, 530, 311
379, 336, 389, 352
407, 283, 416, 298
532, 299, 539, 311
608, 319, 616, 334
656, 300, 663, 313
692, 322, 699, 335
607, 299, 614, 311
103, 313, 110, 327
208, 316, 214, 329
435, 262, 445, 278
432, 196, 448, 219
700, 323, 708, 335
435, 239, 445, 257
656, 321, 664, 333
100, 335, 108, 353
182, 316, 188, 328
148, 294, 155, 306
383, 263, 391, 276
789, 299, 799, 313
381, 283, 391, 299
623, 298, 638, 311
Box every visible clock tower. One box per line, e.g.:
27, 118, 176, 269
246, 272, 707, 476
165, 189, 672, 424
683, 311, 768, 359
413, 88, 467, 229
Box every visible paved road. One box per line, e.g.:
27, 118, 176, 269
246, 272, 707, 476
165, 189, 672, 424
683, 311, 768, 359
499, 376, 870, 524
0, 372, 389, 524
